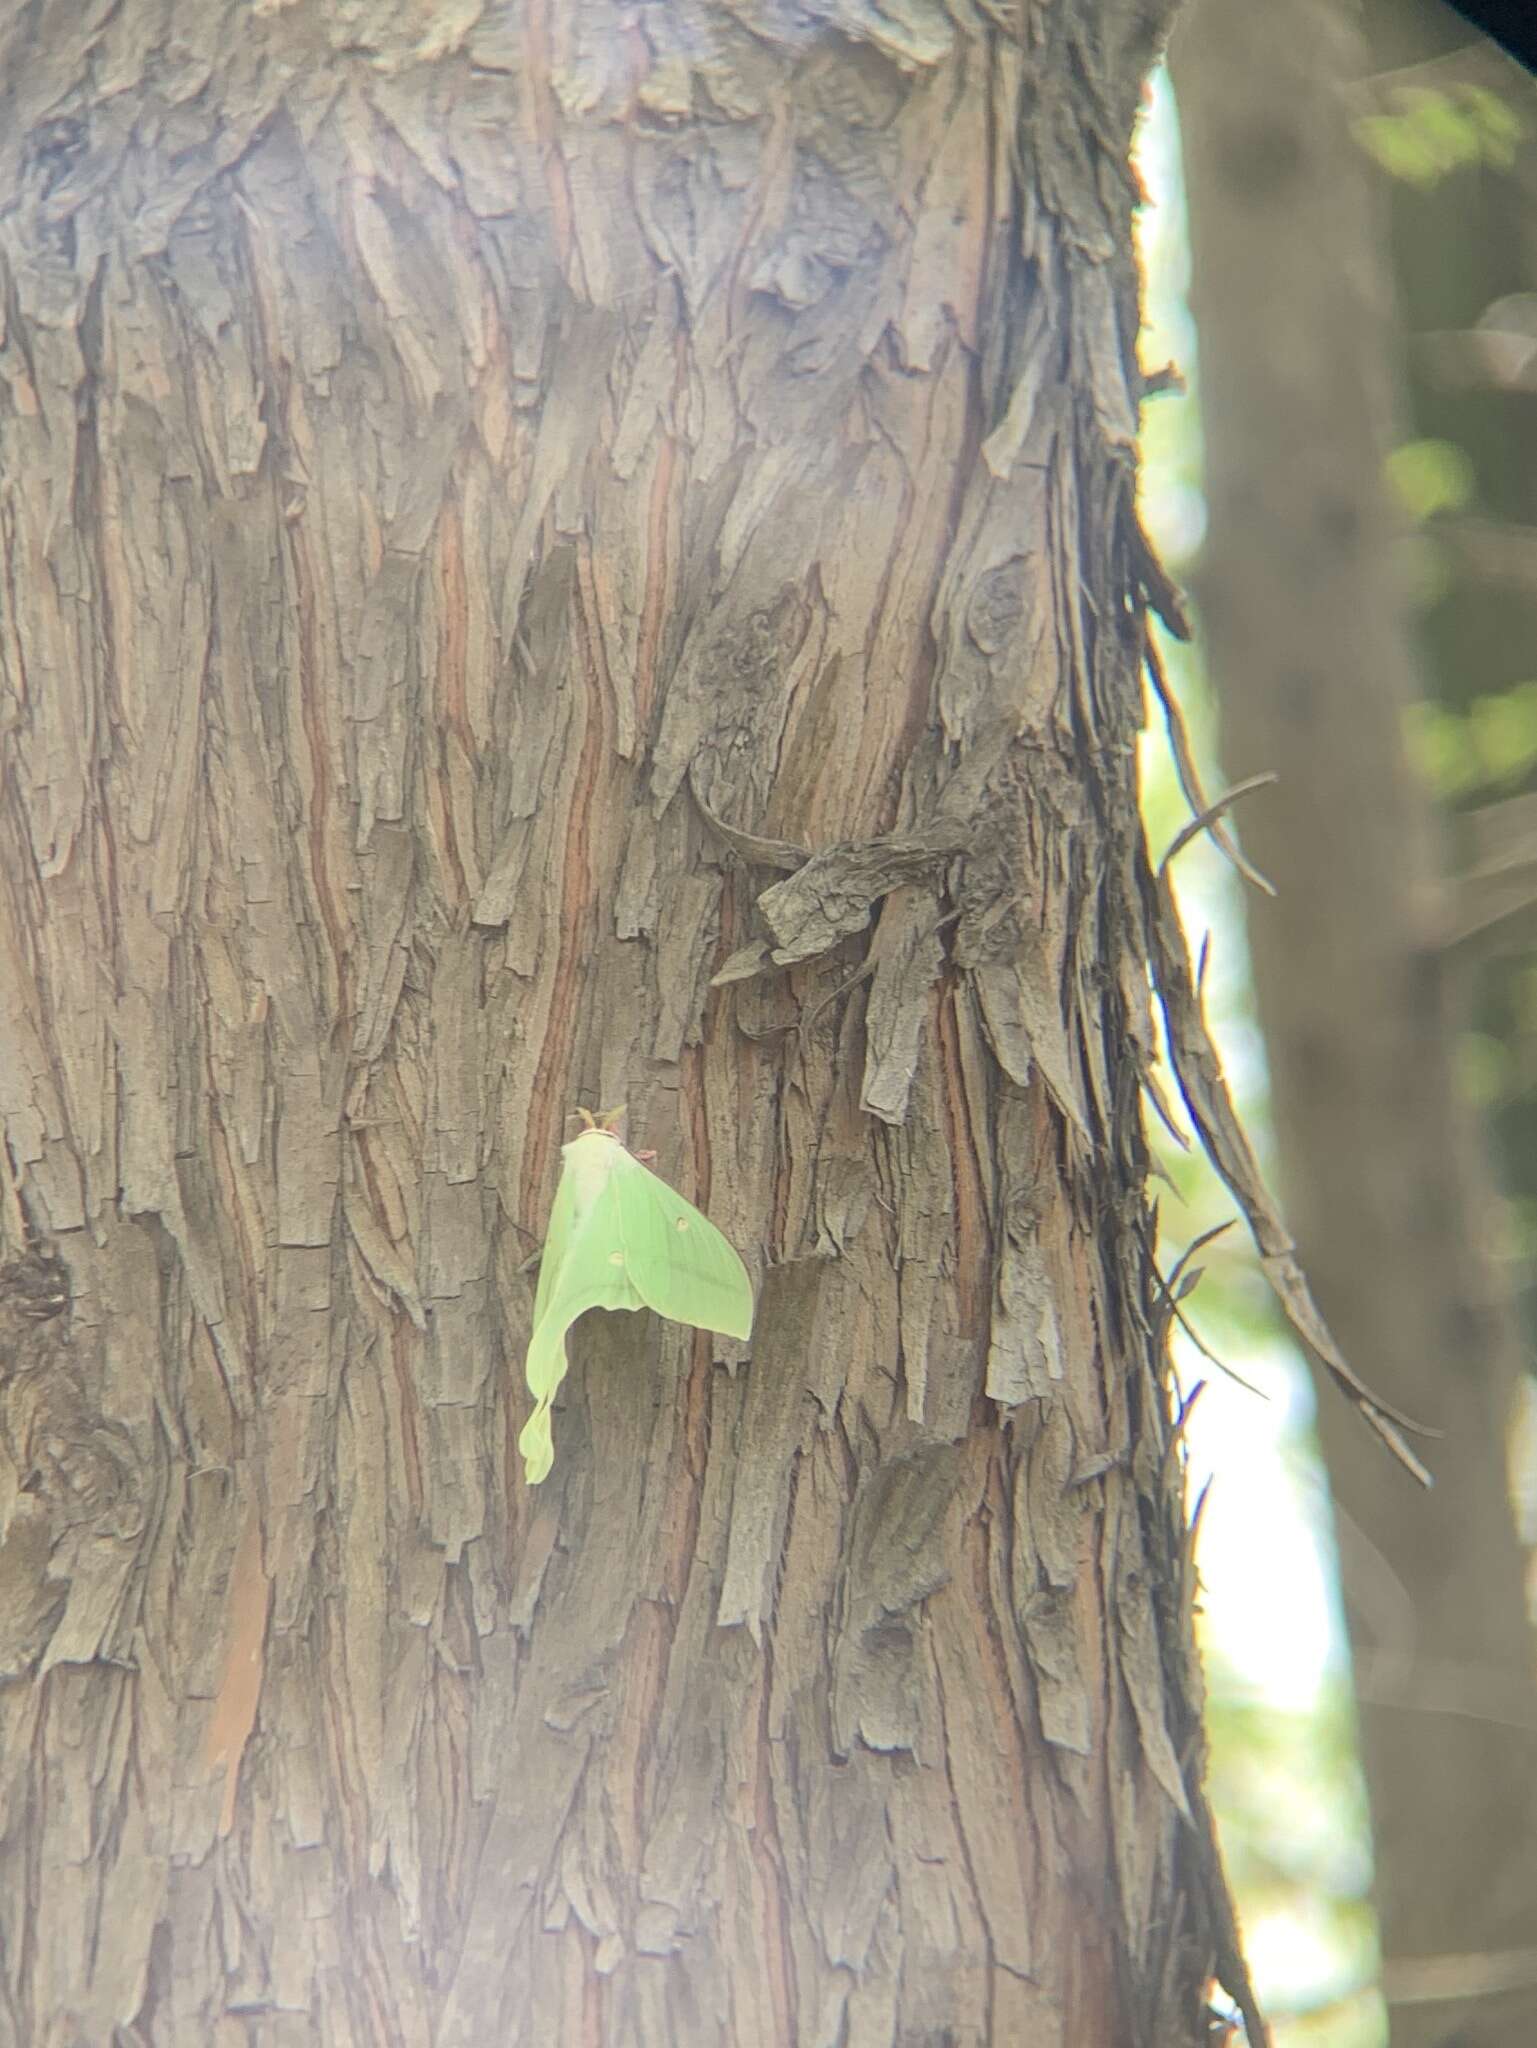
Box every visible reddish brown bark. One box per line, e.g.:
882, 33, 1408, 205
0, 2, 1241, 2042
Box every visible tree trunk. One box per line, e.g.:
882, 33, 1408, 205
1173, 3, 1537, 2042
0, 3, 1242, 2043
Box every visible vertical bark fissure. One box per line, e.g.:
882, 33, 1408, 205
749, 1628, 798, 2048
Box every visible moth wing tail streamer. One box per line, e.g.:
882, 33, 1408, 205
518, 1320, 569, 1487
520, 1176, 645, 1484
529, 1150, 585, 1330
611, 1150, 755, 1342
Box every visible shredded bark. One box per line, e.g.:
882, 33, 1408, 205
0, 0, 1273, 2041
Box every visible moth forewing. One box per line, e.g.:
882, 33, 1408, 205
519, 1116, 755, 1484
611, 1148, 754, 1341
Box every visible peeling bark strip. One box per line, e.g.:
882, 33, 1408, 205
0, 3, 1254, 2044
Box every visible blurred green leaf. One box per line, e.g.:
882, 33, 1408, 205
1470, 682, 1537, 785
1457, 1029, 1509, 1108
1403, 699, 1480, 797
1400, 88, 1483, 172
1384, 438, 1475, 521
1402, 683, 1537, 800
1461, 83, 1524, 166
1356, 112, 1440, 185
1496, 1193, 1537, 1264
1356, 84, 1525, 185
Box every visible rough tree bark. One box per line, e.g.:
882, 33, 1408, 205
1174, 3, 1537, 2042
0, 3, 1253, 2043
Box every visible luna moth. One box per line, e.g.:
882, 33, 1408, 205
518, 1109, 754, 1484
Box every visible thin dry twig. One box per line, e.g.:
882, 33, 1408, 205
1165, 1218, 1236, 1296
1166, 1291, 1271, 1403
1159, 773, 1280, 881
1145, 630, 1277, 897
1145, 1220, 1270, 1402
1142, 848, 1438, 1485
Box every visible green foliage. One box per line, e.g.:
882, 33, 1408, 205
1403, 682, 1537, 798
1457, 1029, 1510, 1108
1383, 438, 1475, 522
1356, 84, 1523, 187
1494, 1192, 1537, 1266
1470, 684, 1537, 782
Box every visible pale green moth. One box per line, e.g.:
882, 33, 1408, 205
518, 1109, 754, 1484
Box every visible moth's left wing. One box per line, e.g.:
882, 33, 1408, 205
521, 1167, 644, 1484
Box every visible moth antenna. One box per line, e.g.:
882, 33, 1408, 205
572, 1104, 626, 1133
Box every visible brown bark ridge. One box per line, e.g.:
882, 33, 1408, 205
0, 2, 1251, 2043
1174, 3, 1537, 2044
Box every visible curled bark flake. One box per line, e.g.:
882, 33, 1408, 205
709, 939, 775, 989
755, 824, 965, 967
688, 762, 808, 874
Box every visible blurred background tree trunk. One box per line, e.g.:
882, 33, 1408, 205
0, 2, 1247, 2042
1174, 1, 1537, 2041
